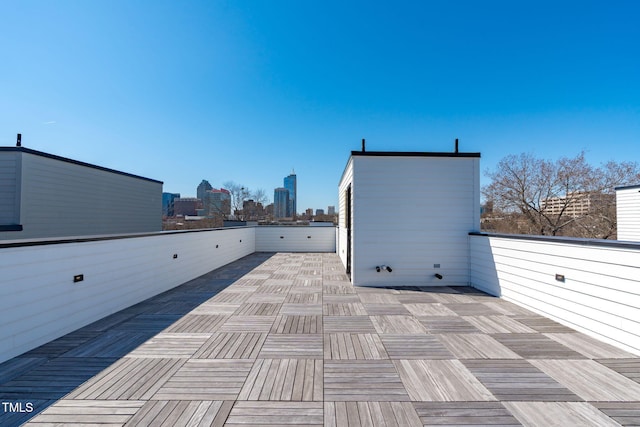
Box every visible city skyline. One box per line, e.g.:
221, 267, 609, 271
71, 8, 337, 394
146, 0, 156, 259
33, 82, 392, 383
1, 2, 639, 211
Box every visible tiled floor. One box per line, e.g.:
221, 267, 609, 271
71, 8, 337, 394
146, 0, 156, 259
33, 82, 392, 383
1, 252, 640, 426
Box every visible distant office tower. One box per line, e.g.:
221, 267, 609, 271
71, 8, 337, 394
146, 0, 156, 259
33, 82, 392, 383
174, 198, 199, 216
284, 171, 297, 217
208, 188, 231, 216
316, 209, 325, 216
162, 192, 181, 216
274, 188, 290, 218
327, 206, 335, 215
197, 180, 213, 202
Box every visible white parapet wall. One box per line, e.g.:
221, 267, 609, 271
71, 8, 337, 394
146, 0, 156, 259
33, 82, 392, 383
0, 225, 337, 364
255, 226, 336, 252
470, 233, 640, 356
0, 227, 255, 363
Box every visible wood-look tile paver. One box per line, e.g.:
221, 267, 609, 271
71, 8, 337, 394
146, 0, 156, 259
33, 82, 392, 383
436, 334, 521, 359
492, 333, 587, 359
394, 359, 495, 401
152, 359, 252, 400
324, 360, 410, 401
26, 400, 145, 425
225, 401, 323, 426
370, 315, 427, 334
281, 303, 323, 315
545, 332, 637, 359
323, 316, 377, 333
462, 359, 581, 401
259, 334, 324, 359
412, 402, 522, 426
363, 303, 411, 315
530, 359, 640, 401
404, 303, 457, 317
193, 333, 266, 359
218, 316, 275, 332
235, 302, 281, 316
164, 314, 228, 333
238, 359, 322, 401
504, 401, 621, 427
286, 292, 322, 303
3, 252, 638, 427
357, 293, 400, 304
381, 334, 454, 359
510, 315, 576, 333
66, 357, 185, 400
596, 359, 640, 383
324, 333, 388, 360
419, 316, 481, 333
323, 303, 367, 316
591, 402, 640, 426
127, 333, 210, 358
325, 401, 422, 427
271, 315, 323, 334
124, 400, 234, 427
463, 315, 537, 333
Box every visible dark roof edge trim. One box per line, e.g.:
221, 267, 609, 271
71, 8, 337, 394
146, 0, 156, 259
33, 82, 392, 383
0, 146, 163, 184
350, 151, 481, 158
0, 226, 254, 249
614, 184, 640, 191
469, 231, 640, 250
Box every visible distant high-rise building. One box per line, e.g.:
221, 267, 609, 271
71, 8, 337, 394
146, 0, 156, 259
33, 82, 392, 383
305, 208, 313, 218
315, 209, 325, 216
274, 188, 290, 218
208, 188, 231, 217
197, 180, 212, 202
284, 171, 297, 217
327, 206, 335, 215
162, 192, 180, 217
174, 198, 199, 216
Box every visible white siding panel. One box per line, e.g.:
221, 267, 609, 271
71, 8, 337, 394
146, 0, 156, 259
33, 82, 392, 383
0, 152, 20, 225
0, 228, 255, 363
351, 156, 479, 287
5, 152, 162, 240
470, 234, 640, 356
255, 226, 336, 252
617, 187, 640, 241
338, 158, 353, 270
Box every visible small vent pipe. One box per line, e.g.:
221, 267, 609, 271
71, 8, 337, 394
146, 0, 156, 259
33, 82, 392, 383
454, 138, 458, 153
17, 133, 22, 147
362, 138, 366, 152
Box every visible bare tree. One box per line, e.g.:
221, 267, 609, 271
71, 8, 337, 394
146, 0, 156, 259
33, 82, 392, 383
484, 152, 640, 238
224, 181, 250, 220
252, 188, 269, 206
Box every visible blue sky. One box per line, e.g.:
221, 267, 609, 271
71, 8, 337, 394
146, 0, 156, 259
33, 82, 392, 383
1, 1, 638, 211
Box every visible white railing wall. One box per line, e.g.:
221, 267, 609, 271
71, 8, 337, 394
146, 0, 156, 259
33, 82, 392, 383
0, 227, 255, 363
470, 233, 640, 356
255, 226, 336, 252
0, 226, 336, 363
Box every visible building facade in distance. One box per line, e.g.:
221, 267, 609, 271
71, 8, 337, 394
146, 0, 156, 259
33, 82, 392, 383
162, 192, 180, 217
274, 187, 290, 218
284, 171, 297, 217
173, 198, 199, 216
208, 188, 231, 217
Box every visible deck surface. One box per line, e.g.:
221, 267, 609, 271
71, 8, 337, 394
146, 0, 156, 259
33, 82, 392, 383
1, 252, 640, 426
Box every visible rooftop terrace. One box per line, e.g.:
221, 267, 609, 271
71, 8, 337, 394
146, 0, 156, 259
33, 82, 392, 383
2, 252, 639, 426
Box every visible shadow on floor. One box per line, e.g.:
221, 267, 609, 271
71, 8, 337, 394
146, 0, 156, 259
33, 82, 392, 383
0, 252, 275, 427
